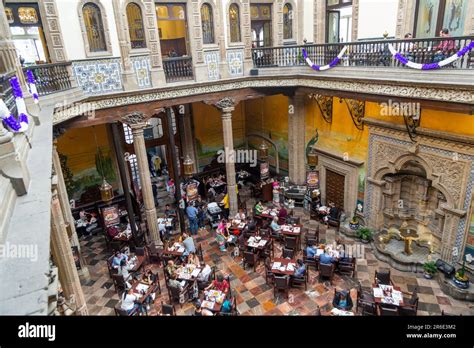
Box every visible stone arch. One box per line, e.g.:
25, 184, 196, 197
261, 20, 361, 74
77, 0, 113, 57
123, 0, 150, 52
373, 152, 455, 209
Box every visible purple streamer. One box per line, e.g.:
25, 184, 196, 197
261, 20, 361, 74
19, 113, 28, 123
392, 40, 474, 69
329, 57, 340, 68
33, 93, 39, 100
26, 70, 36, 84
394, 53, 409, 65
422, 63, 440, 70
2, 114, 21, 132
9, 77, 23, 99
302, 48, 342, 71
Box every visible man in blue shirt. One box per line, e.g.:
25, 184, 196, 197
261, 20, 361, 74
112, 250, 128, 269
186, 203, 199, 235
319, 249, 335, 265
293, 259, 306, 278
306, 244, 317, 258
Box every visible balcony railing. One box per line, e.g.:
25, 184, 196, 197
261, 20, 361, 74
0, 71, 17, 116
163, 56, 194, 83
252, 36, 474, 70
23, 62, 73, 96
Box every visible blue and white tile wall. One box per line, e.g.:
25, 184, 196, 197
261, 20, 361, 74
130, 55, 152, 89
226, 49, 244, 77
204, 51, 220, 81
72, 58, 123, 95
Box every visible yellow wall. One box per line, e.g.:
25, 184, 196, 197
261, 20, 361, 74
57, 124, 117, 199
245, 95, 289, 164
158, 20, 186, 40
192, 102, 245, 165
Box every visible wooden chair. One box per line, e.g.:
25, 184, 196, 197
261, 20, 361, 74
318, 263, 335, 283
284, 236, 298, 251
303, 248, 318, 271
146, 243, 163, 264
243, 251, 259, 272
273, 275, 290, 299
291, 268, 308, 290
197, 244, 204, 262
135, 246, 148, 265
375, 269, 393, 286
259, 228, 270, 238
107, 255, 118, 277
167, 282, 190, 308
261, 238, 274, 259
264, 258, 274, 285
282, 247, 295, 259
111, 274, 127, 295
217, 296, 238, 316
270, 228, 282, 243
160, 301, 176, 316
338, 257, 356, 278
114, 304, 139, 316
327, 209, 343, 231
378, 303, 399, 316
399, 287, 419, 316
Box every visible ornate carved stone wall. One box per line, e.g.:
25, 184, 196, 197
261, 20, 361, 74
364, 121, 474, 265
313, 0, 326, 43
395, 0, 416, 39
40, 0, 68, 62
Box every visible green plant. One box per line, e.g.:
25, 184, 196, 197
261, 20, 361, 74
455, 259, 469, 282
423, 261, 437, 275
357, 227, 372, 241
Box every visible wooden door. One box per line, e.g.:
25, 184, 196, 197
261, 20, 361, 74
326, 169, 345, 210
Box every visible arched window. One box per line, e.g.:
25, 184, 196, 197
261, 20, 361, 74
283, 3, 293, 40
201, 3, 214, 44
82, 2, 107, 52
126, 3, 146, 49
229, 3, 241, 43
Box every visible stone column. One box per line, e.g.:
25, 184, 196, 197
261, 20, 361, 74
52, 142, 89, 279
288, 92, 306, 185
112, 0, 138, 90
181, 105, 198, 173
121, 112, 162, 247
216, 98, 238, 216
351, 0, 359, 41
313, 0, 326, 44
50, 187, 88, 315
395, 0, 417, 38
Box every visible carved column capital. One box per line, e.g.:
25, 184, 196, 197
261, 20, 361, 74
121, 112, 148, 131
215, 97, 236, 115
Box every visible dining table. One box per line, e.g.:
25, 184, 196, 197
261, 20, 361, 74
130, 255, 145, 272
201, 289, 227, 313
163, 242, 186, 258
372, 284, 405, 307
176, 264, 202, 281
270, 257, 297, 276
245, 236, 270, 251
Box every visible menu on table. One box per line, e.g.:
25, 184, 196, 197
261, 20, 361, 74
272, 262, 281, 269
201, 300, 215, 310
135, 283, 149, 293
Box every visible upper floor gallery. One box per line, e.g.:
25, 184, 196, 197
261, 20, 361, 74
0, 0, 472, 103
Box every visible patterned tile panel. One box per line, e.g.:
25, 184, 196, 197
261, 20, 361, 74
204, 50, 220, 81
72, 58, 123, 95
226, 49, 244, 77
131, 55, 152, 89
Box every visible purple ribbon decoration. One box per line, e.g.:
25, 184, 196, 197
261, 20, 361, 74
26, 70, 36, 84
302, 48, 343, 71
392, 40, 474, 70
2, 115, 21, 132
10, 77, 23, 99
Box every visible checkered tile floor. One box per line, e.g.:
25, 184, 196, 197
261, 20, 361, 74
78, 188, 473, 316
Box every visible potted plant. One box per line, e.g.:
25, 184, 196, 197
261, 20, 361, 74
423, 261, 437, 279
453, 254, 471, 289
349, 208, 360, 230
357, 227, 372, 243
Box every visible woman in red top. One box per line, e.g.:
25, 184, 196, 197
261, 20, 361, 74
205, 274, 229, 293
